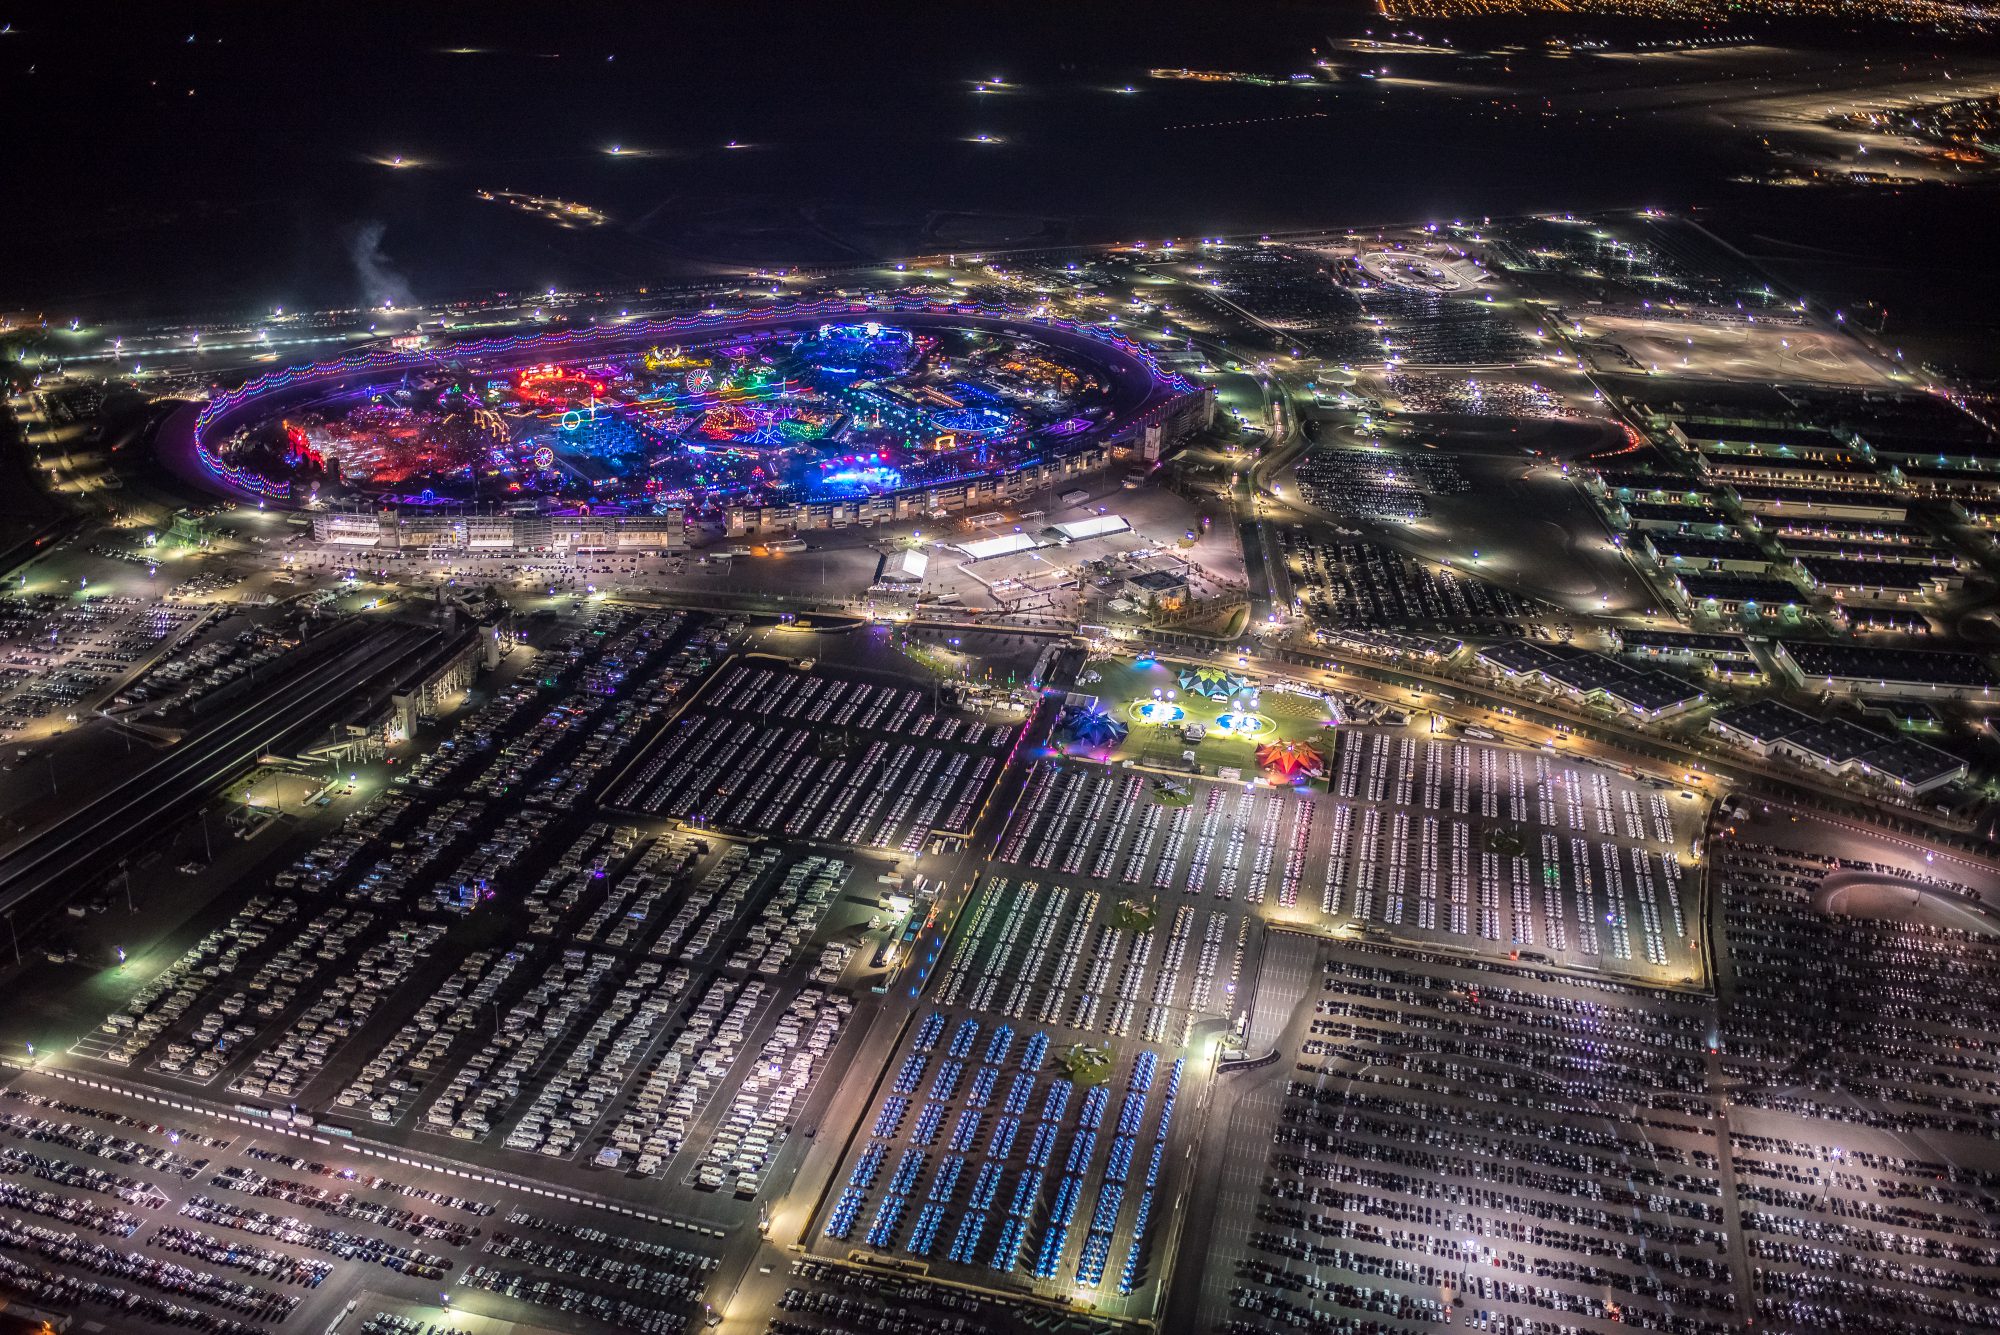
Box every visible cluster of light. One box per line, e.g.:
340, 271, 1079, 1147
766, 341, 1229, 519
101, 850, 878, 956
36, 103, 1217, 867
515, 362, 608, 407
1214, 711, 1273, 737
813, 462, 903, 492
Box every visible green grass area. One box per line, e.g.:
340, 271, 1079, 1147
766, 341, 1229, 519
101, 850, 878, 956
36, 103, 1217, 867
1109, 897, 1159, 933
1077, 655, 1333, 779
1058, 1042, 1115, 1087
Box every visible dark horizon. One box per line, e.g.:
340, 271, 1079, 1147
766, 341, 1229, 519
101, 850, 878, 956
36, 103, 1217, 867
4, 1, 1998, 378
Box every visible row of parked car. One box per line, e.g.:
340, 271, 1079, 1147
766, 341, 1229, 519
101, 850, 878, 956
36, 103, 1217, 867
336, 947, 527, 1125
693, 986, 851, 1198
229, 919, 446, 1103
94, 897, 295, 1067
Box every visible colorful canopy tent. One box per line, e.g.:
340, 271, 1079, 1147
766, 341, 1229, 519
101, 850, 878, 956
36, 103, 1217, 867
1177, 666, 1248, 700
1255, 739, 1326, 782
1057, 702, 1129, 750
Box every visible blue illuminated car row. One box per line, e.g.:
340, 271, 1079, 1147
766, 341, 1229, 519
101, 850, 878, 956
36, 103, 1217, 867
1001, 1071, 1036, 1115
871, 1095, 909, 1139
1117, 1189, 1156, 1294
985, 1114, 1020, 1159
948, 1208, 988, 1265
891, 1052, 928, 1096
1075, 1181, 1124, 1286
839, 1021, 1193, 1295
1105, 1133, 1136, 1184
929, 1057, 964, 1102
1031, 1174, 1084, 1278
907, 1202, 948, 1258
1065, 1128, 1097, 1176
911, 1101, 947, 1147
947, 1106, 985, 1153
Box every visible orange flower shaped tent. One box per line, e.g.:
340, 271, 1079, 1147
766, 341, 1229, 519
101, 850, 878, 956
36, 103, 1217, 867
1254, 738, 1325, 782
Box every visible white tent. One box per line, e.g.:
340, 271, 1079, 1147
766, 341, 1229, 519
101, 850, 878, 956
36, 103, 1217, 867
1049, 514, 1130, 542
955, 532, 1037, 561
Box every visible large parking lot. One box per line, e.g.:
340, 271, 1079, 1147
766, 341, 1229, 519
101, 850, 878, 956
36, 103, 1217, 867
1180, 809, 2000, 1335
0, 591, 208, 738
0, 1062, 726, 1335
5, 606, 1059, 1334
1192, 944, 1736, 1335
992, 736, 1707, 991
605, 657, 1016, 853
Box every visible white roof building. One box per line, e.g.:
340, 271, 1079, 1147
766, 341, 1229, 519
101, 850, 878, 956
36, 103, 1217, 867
1048, 514, 1130, 542
879, 548, 930, 583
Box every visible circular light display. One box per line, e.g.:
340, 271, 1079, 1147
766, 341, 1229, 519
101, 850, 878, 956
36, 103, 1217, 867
1213, 711, 1274, 738
178, 306, 1194, 515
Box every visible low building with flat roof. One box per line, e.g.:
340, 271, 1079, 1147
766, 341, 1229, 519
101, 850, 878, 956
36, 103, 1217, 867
1847, 608, 1938, 637
1853, 738, 1970, 794
1586, 470, 1716, 507
1794, 556, 1957, 604
1671, 420, 1849, 459
1710, 698, 1811, 750
1698, 452, 1890, 492
1770, 641, 2000, 699
1600, 669, 1706, 721
1669, 571, 1811, 620
311, 508, 688, 552
1764, 516, 1927, 545
1125, 567, 1189, 608
1474, 640, 1562, 678
1474, 641, 1704, 720
1705, 655, 1766, 684
1726, 485, 1908, 523
1613, 629, 1750, 662
1617, 501, 1738, 536
1641, 532, 1772, 574
1854, 429, 2000, 469
1897, 462, 2000, 500
1774, 536, 1960, 569
1709, 697, 1966, 794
